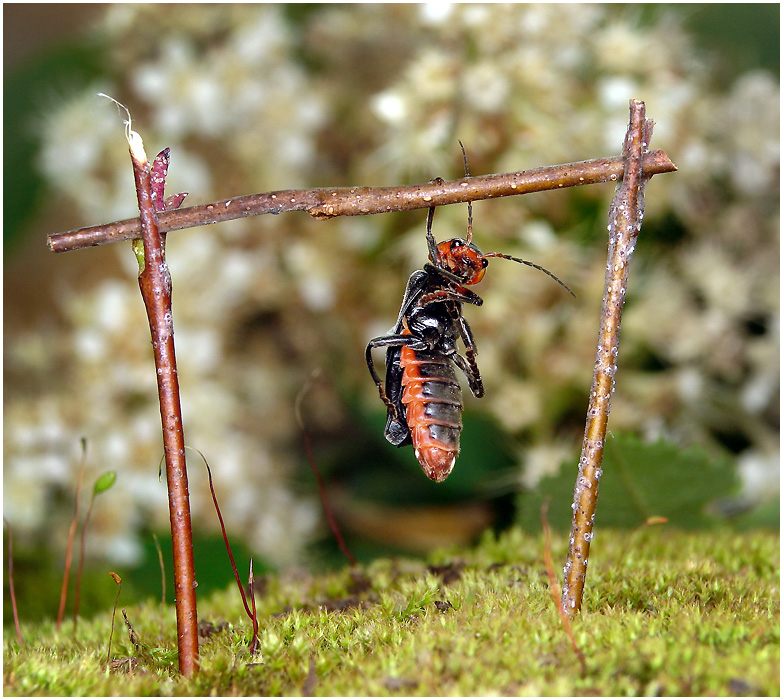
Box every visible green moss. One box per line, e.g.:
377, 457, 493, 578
4, 528, 778, 696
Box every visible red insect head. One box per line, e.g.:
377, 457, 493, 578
434, 238, 488, 286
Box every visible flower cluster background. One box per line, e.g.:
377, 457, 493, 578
4, 5, 778, 617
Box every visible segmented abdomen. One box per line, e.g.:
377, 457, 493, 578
399, 341, 463, 482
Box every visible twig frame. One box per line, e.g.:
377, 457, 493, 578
47, 151, 675, 254
129, 131, 199, 676
561, 99, 653, 616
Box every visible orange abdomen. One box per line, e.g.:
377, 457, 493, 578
399, 341, 463, 482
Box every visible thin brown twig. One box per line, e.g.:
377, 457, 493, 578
3, 518, 24, 647
129, 129, 199, 676
47, 151, 676, 253
562, 99, 653, 617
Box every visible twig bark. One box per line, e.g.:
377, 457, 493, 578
47, 151, 675, 253
129, 131, 199, 675
561, 99, 653, 617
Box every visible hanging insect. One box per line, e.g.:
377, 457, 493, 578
366, 144, 574, 482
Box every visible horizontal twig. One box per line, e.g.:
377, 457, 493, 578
47, 150, 675, 253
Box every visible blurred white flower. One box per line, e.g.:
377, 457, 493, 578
7, 4, 777, 569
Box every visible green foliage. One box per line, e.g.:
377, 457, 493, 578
517, 433, 741, 531
4, 42, 106, 254
92, 471, 117, 496
4, 528, 778, 696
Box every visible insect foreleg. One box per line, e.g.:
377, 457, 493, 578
365, 334, 427, 414
455, 311, 479, 357
416, 286, 483, 309
447, 309, 485, 398
451, 349, 485, 398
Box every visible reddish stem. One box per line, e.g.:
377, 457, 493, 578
130, 138, 199, 676
105, 572, 122, 668
4, 518, 23, 646
73, 492, 95, 635
56, 440, 86, 630
304, 429, 356, 567
248, 559, 259, 655
295, 374, 356, 567
202, 454, 253, 620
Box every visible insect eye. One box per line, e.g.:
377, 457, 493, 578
481, 258, 488, 268
450, 239, 465, 250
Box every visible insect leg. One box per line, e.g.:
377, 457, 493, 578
366, 334, 427, 414
425, 177, 445, 266
426, 206, 439, 265
451, 350, 484, 398
449, 306, 485, 398
416, 285, 484, 309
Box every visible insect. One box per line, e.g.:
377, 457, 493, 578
366, 146, 573, 482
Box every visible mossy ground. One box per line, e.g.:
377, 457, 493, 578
4, 527, 779, 696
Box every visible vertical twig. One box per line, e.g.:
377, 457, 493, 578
561, 100, 653, 616
56, 437, 87, 630
3, 518, 24, 646
120, 106, 198, 675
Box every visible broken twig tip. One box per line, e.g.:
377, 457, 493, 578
98, 92, 147, 165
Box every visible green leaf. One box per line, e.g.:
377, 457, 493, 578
93, 471, 117, 495
517, 433, 740, 531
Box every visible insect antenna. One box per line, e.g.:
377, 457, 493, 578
482, 252, 576, 297
457, 141, 573, 297
458, 140, 474, 244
